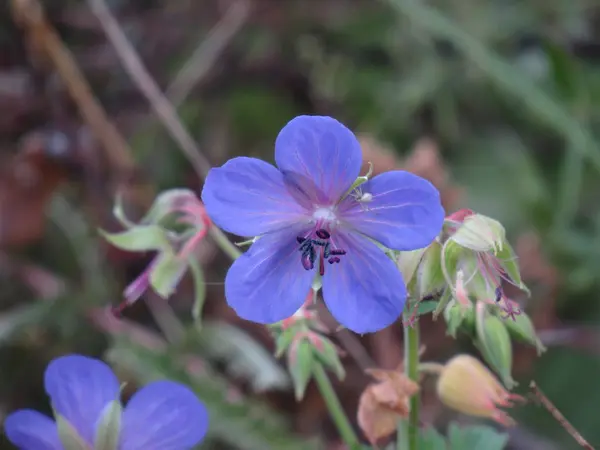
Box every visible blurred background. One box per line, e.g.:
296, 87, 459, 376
1, 0, 600, 449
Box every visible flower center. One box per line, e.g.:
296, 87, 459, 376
312, 207, 337, 222
296, 228, 346, 276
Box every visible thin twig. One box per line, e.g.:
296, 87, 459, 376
87, 0, 214, 179
167, 0, 250, 107
10, 0, 136, 175
529, 381, 595, 449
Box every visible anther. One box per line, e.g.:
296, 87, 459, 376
301, 253, 314, 270
296, 236, 307, 244
494, 286, 502, 302
328, 256, 341, 264
316, 229, 330, 239
330, 249, 346, 256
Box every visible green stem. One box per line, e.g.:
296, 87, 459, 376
399, 322, 420, 450
313, 363, 360, 449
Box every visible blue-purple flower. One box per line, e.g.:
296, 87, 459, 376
202, 115, 444, 333
4, 354, 208, 450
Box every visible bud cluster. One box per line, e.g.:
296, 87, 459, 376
269, 292, 345, 400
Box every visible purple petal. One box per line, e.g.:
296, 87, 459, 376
201, 157, 309, 237
120, 380, 208, 450
225, 225, 315, 324
4, 410, 62, 450
339, 171, 444, 250
44, 354, 120, 445
322, 231, 406, 333
275, 116, 362, 204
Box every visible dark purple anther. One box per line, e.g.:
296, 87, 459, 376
302, 253, 314, 270
315, 229, 330, 239
494, 286, 502, 302
296, 236, 307, 244
328, 256, 341, 264
330, 249, 346, 256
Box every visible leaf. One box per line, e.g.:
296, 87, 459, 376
447, 423, 508, 450
100, 225, 170, 252
193, 322, 291, 392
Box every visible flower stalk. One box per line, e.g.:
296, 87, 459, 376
313, 364, 360, 449
399, 318, 420, 450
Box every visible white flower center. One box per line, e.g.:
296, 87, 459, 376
312, 207, 336, 223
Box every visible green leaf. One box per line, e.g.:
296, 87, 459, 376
148, 252, 188, 298
100, 225, 170, 252
94, 400, 122, 450
447, 423, 508, 450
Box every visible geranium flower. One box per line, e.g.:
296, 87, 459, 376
202, 115, 444, 333
4, 354, 208, 450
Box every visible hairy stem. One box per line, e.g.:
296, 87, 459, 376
313, 363, 360, 449
399, 322, 420, 450
209, 227, 241, 260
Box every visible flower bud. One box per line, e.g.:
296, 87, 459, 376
414, 241, 445, 299
287, 336, 314, 400
502, 310, 546, 355
313, 335, 346, 381
475, 304, 515, 388
443, 299, 474, 338
437, 354, 525, 426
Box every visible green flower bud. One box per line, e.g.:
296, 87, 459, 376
313, 335, 345, 381
94, 400, 123, 450
287, 337, 314, 400
414, 241, 445, 299
475, 304, 515, 388
443, 300, 467, 338
502, 310, 546, 355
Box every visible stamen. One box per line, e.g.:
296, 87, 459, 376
296, 230, 346, 273
316, 229, 330, 239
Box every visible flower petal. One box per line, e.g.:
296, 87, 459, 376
4, 410, 62, 450
322, 231, 406, 333
340, 171, 444, 250
44, 354, 120, 445
275, 116, 362, 204
202, 157, 309, 237
225, 225, 315, 324
120, 380, 208, 450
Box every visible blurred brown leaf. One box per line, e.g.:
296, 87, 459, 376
0, 130, 80, 248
